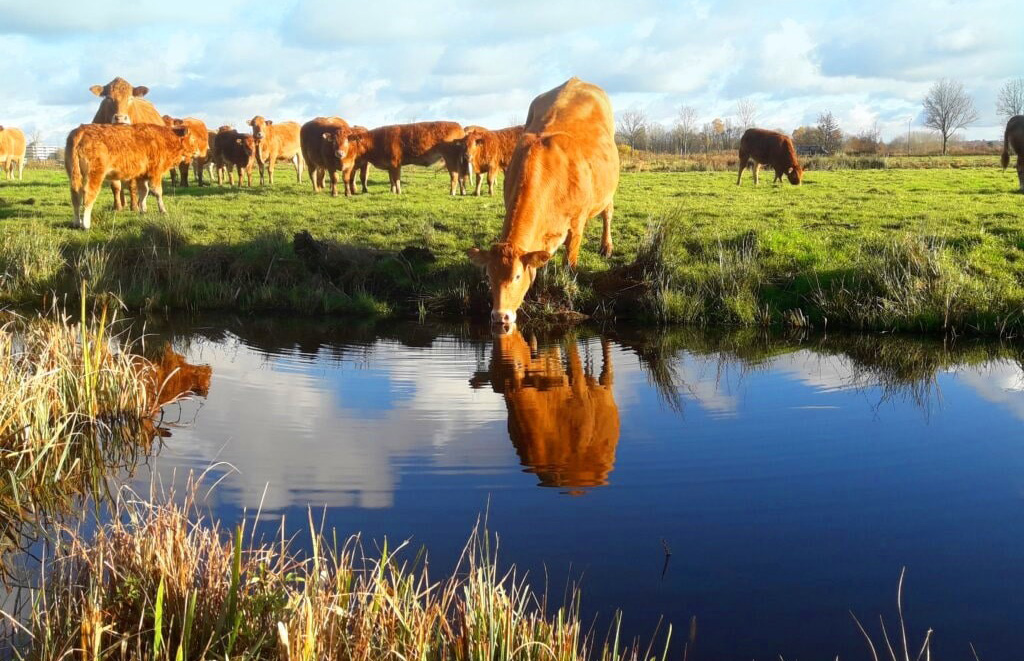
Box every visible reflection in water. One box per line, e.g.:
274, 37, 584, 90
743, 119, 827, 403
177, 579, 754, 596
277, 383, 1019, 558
471, 329, 619, 490
121, 317, 1024, 659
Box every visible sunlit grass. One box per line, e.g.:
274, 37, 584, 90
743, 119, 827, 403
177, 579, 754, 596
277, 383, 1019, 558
1, 162, 1023, 333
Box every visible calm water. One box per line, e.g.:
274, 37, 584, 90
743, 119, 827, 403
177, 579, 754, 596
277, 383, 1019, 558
139, 318, 1024, 660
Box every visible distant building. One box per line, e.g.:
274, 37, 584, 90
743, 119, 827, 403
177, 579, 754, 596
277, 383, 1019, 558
795, 145, 830, 156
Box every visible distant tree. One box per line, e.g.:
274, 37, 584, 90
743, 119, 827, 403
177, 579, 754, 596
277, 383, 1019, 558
845, 121, 883, 154
791, 125, 819, 147
508, 114, 522, 126
675, 105, 698, 156
700, 122, 715, 153
922, 78, 978, 155
816, 111, 843, 153
616, 109, 648, 150
735, 99, 757, 130
997, 78, 1024, 121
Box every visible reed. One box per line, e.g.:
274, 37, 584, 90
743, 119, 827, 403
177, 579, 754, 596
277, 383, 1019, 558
0, 298, 169, 571
7, 476, 668, 661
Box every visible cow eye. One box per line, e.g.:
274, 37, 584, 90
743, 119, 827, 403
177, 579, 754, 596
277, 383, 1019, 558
515, 274, 521, 281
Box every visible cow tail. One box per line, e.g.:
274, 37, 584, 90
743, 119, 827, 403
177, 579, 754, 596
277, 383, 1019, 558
1001, 127, 1011, 170
66, 128, 85, 191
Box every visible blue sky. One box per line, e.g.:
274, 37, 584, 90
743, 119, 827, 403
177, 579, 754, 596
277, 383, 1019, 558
1, 0, 1021, 144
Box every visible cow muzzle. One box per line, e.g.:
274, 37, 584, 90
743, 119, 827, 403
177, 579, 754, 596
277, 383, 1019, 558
335, 149, 347, 159
491, 309, 517, 326
112, 115, 131, 125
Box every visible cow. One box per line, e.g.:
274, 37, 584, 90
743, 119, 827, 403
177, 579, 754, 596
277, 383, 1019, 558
192, 130, 217, 186
456, 125, 525, 196
344, 121, 466, 194
212, 127, 257, 187
1001, 115, 1024, 192
467, 77, 619, 326
65, 123, 192, 230
133, 345, 212, 439
161, 115, 210, 187
0, 125, 26, 180
470, 330, 619, 490
736, 128, 803, 186
89, 77, 164, 210
248, 116, 302, 185
300, 116, 349, 194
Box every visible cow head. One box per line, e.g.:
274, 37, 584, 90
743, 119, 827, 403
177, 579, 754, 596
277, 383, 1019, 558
236, 135, 256, 164
458, 130, 486, 176
787, 164, 803, 185
248, 116, 272, 141
90, 77, 150, 125
467, 242, 551, 326
321, 127, 353, 161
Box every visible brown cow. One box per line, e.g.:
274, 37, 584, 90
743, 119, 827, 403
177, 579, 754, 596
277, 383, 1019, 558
470, 330, 619, 490
0, 125, 26, 180
89, 77, 164, 210
212, 127, 257, 187
467, 77, 619, 326
300, 116, 349, 194
192, 130, 217, 186
345, 121, 466, 194
65, 123, 191, 229
161, 115, 210, 187
457, 125, 525, 196
248, 116, 302, 185
737, 128, 803, 185
1000, 115, 1024, 192
136, 345, 213, 411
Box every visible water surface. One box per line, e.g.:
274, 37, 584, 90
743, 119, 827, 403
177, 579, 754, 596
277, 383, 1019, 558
141, 318, 1024, 660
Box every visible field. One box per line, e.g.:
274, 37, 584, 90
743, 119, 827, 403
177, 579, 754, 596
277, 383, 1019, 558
1, 160, 1023, 334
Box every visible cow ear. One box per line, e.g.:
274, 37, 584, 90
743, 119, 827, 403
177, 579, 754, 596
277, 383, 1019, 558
132, 86, 149, 97
89, 85, 104, 97
172, 126, 188, 137
322, 132, 334, 142
266, 120, 273, 125
236, 137, 243, 145
521, 251, 551, 268
467, 247, 490, 267
247, 119, 254, 126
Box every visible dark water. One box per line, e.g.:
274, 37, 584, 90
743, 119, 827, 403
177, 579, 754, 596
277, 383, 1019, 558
139, 318, 1024, 660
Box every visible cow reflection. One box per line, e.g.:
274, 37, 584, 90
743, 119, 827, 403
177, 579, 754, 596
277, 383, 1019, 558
137, 345, 212, 436
472, 330, 620, 490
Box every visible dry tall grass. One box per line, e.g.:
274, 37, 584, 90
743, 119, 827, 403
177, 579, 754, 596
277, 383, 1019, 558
8, 476, 668, 661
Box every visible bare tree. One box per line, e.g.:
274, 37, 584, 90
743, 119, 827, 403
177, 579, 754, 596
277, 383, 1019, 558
675, 105, 698, 156
922, 78, 979, 155
616, 109, 648, 151
816, 111, 843, 153
735, 99, 757, 130
997, 78, 1024, 121
508, 114, 522, 127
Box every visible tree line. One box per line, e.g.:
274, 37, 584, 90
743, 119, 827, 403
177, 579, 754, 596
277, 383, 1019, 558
617, 78, 1024, 156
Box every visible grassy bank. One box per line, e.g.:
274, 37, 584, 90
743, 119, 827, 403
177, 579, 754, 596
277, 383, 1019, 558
2, 164, 1023, 334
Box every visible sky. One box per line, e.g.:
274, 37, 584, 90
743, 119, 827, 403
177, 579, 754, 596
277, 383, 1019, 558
1, 0, 1022, 146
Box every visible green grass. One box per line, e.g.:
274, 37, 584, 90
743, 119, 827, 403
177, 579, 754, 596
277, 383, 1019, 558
1, 162, 1023, 333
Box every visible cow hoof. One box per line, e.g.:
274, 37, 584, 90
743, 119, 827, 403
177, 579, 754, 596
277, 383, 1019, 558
599, 244, 613, 258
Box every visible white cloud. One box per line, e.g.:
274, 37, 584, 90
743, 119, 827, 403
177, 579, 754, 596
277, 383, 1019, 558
1, 1, 1021, 143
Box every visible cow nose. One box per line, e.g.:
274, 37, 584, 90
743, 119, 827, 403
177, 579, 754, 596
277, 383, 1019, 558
112, 115, 131, 125
491, 310, 516, 326
335, 150, 345, 158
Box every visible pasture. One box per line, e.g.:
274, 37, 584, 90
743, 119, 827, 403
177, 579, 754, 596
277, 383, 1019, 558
1, 162, 1022, 334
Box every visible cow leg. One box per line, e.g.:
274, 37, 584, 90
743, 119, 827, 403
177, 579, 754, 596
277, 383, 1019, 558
360, 163, 369, 193
315, 167, 325, 193
599, 203, 614, 258
137, 178, 150, 213
267, 160, 274, 186
329, 169, 339, 197
1017, 156, 1024, 192
293, 154, 302, 183
736, 151, 747, 185
448, 167, 459, 196
753, 164, 761, 185
81, 171, 105, 230
565, 227, 583, 268
487, 171, 496, 196
110, 181, 124, 211
150, 175, 168, 213
474, 173, 483, 196
257, 159, 265, 186
180, 161, 190, 187
389, 167, 401, 194
17, 158, 24, 180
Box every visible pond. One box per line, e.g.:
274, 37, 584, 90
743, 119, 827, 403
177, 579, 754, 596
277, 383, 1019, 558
136, 317, 1024, 660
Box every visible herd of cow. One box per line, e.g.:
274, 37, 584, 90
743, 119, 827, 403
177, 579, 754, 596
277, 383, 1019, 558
1, 76, 1023, 325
